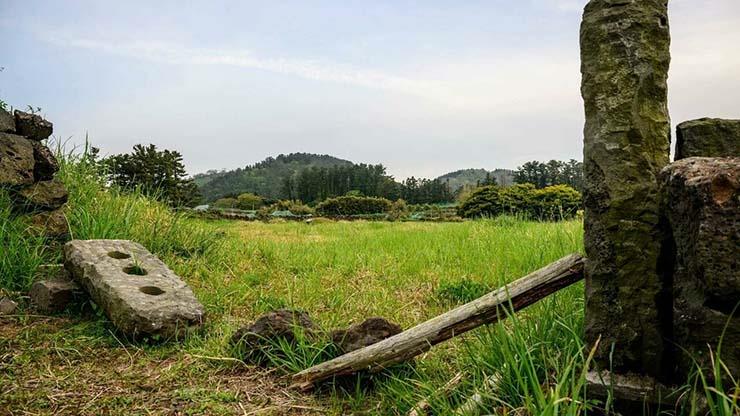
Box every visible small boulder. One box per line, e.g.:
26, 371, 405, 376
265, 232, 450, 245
28, 207, 69, 239
32, 141, 59, 181
14, 110, 53, 141
30, 276, 85, 314
0, 132, 35, 186
331, 317, 402, 354
676, 118, 740, 160
0, 108, 15, 133
14, 179, 68, 212
0, 297, 18, 315
231, 309, 316, 364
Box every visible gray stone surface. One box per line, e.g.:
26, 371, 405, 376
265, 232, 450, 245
14, 179, 68, 212
0, 297, 18, 315
660, 157, 740, 381
580, 0, 672, 377
330, 317, 402, 354
0, 108, 15, 133
30, 277, 85, 314
676, 118, 740, 160
14, 110, 53, 141
31, 141, 59, 181
64, 240, 205, 339
230, 309, 315, 364
0, 132, 35, 186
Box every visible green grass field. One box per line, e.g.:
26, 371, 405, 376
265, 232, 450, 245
1, 152, 737, 415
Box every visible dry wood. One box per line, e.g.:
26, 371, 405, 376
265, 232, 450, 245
408, 372, 464, 416
292, 253, 585, 391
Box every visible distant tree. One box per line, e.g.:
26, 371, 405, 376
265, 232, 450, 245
213, 197, 238, 209
236, 193, 264, 210
101, 144, 200, 207
514, 159, 583, 191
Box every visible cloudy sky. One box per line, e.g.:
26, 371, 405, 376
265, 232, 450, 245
1, 1, 738, 179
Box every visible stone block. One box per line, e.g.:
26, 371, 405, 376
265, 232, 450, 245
14, 110, 53, 141
661, 157, 740, 381
64, 240, 205, 339
0, 297, 18, 315
580, 0, 671, 376
330, 317, 402, 354
0, 132, 35, 186
0, 108, 15, 133
32, 141, 59, 181
30, 277, 85, 314
676, 118, 740, 160
14, 179, 68, 212
28, 207, 69, 239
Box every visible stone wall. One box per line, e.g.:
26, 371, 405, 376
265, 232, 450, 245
0, 108, 69, 238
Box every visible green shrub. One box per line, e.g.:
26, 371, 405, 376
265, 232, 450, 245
258, 200, 314, 218
212, 197, 238, 209
236, 193, 265, 210
458, 184, 581, 220
316, 195, 392, 217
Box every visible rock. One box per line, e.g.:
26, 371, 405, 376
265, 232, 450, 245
580, 0, 672, 377
28, 207, 69, 239
330, 317, 402, 354
64, 240, 205, 339
0, 132, 35, 186
14, 179, 68, 212
0, 108, 15, 133
14, 110, 53, 141
0, 297, 18, 315
230, 309, 315, 364
32, 141, 59, 181
660, 157, 740, 382
676, 118, 740, 160
30, 276, 86, 314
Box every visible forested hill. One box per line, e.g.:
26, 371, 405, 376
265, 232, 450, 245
436, 168, 515, 191
193, 153, 352, 201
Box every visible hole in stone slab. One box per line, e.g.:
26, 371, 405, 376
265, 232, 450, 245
108, 251, 131, 259
123, 265, 147, 276
140, 286, 165, 296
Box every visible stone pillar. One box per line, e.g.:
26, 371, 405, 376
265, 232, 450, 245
580, 0, 671, 377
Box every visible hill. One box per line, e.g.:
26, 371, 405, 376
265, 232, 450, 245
193, 153, 352, 201
437, 168, 514, 191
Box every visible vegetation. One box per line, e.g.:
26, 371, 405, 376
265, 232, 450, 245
101, 144, 200, 207
2, 149, 737, 415
438, 168, 514, 192
458, 183, 582, 220
315, 195, 392, 217
514, 159, 583, 191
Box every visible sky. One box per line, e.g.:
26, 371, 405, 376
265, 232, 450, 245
1, 0, 738, 180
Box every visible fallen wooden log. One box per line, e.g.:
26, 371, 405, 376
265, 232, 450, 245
292, 253, 585, 391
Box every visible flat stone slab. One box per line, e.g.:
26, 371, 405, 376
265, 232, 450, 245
64, 240, 205, 339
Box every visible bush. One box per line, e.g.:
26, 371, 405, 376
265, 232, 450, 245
458, 183, 581, 220
316, 195, 392, 217
212, 197, 238, 209
236, 193, 265, 210
258, 200, 314, 218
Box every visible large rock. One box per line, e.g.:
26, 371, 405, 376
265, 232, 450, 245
0, 132, 35, 186
676, 118, 740, 160
64, 240, 205, 339
660, 157, 740, 381
330, 317, 402, 354
0, 297, 18, 315
580, 0, 672, 377
230, 309, 315, 364
32, 141, 59, 181
0, 108, 15, 133
14, 110, 53, 141
14, 179, 68, 212
28, 207, 69, 239
30, 276, 85, 314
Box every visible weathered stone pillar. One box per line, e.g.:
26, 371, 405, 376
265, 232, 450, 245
580, 0, 671, 377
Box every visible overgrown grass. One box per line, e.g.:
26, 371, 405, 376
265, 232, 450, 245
1, 148, 738, 415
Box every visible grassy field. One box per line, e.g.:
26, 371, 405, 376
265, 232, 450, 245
1, 152, 737, 415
